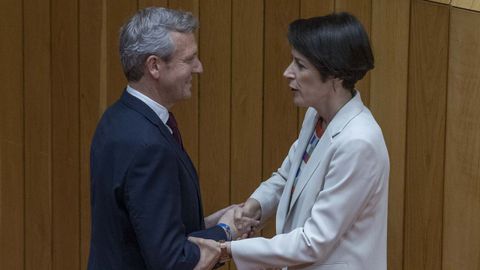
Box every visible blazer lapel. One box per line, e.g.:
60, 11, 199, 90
285, 92, 365, 219
120, 90, 200, 191
277, 109, 319, 233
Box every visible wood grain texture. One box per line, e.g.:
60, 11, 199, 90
198, 0, 231, 214
231, 0, 263, 204
138, 0, 168, 8
429, 0, 451, 4
443, 8, 480, 270
335, 0, 372, 107
0, 0, 24, 269
451, 0, 480, 11
170, 0, 200, 167
262, 0, 300, 238
51, 0, 80, 268
301, 0, 334, 17
106, 0, 137, 105
79, 0, 106, 267
370, 0, 410, 269
405, 1, 449, 270
23, 0, 52, 269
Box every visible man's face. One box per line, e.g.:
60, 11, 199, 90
157, 32, 203, 105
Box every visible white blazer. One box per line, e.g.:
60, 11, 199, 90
231, 92, 389, 270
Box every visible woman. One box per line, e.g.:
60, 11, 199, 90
226, 12, 389, 270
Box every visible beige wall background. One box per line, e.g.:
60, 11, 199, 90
1, 0, 479, 269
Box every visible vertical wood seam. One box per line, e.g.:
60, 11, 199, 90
77, 0, 82, 268
401, 1, 413, 269
441, 5, 452, 270
229, 0, 233, 205
22, 0, 26, 267
261, 0, 265, 188
49, 0, 54, 267
197, 0, 202, 181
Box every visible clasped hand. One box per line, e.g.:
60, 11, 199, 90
190, 203, 261, 270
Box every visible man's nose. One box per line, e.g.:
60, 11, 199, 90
193, 58, 203, 73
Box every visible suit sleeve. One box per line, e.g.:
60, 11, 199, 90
231, 138, 388, 269
124, 143, 221, 270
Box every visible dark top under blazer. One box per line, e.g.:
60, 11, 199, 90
88, 91, 226, 270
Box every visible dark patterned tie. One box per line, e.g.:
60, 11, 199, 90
166, 112, 184, 150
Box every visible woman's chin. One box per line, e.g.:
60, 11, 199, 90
292, 97, 305, 107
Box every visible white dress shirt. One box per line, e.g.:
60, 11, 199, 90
126, 85, 172, 134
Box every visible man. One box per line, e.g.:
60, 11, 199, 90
88, 7, 255, 270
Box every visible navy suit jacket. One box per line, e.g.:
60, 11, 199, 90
88, 90, 226, 270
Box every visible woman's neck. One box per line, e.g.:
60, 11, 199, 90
314, 89, 353, 126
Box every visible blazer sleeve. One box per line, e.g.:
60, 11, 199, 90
250, 139, 298, 224
231, 138, 388, 269
124, 143, 223, 270
250, 107, 316, 224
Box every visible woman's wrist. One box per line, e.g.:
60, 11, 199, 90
226, 241, 232, 256
244, 198, 262, 220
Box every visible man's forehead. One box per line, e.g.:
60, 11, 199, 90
170, 32, 197, 50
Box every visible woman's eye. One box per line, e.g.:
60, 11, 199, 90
296, 61, 305, 69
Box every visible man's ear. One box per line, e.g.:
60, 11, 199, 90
145, 55, 165, 79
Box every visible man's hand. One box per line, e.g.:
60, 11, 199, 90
188, 237, 220, 270
204, 204, 239, 229
218, 204, 260, 239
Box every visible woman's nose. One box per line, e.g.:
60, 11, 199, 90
283, 62, 295, 79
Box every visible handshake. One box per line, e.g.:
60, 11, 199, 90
189, 198, 261, 270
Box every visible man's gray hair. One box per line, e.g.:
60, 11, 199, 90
119, 7, 198, 81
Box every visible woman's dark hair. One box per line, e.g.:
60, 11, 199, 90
287, 12, 374, 91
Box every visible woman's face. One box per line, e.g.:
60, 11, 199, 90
283, 49, 333, 108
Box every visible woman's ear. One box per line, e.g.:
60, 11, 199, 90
145, 55, 164, 79
331, 77, 344, 91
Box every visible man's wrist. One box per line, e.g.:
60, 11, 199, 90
218, 240, 231, 263
217, 223, 233, 241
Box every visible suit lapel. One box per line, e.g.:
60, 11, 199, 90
120, 90, 200, 193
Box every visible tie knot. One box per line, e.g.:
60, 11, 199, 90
166, 112, 178, 130
166, 112, 183, 149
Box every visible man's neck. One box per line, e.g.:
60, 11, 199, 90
129, 80, 172, 110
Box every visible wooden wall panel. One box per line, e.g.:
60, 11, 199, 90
451, 0, 480, 11
139, 0, 168, 8
5, 1, 480, 269
24, 0, 52, 269
79, 0, 106, 267
301, 0, 334, 17
262, 0, 300, 237
444, 8, 480, 270
0, 0, 24, 269
231, 0, 263, 204
170, 0, 200, 167
430, 0, 451, 4
405, 1, 449, 270
198, 0, 231, 214
370, 0, 410, 269
335, 0, 372, 107
106, 0, 137, 105
51, 0, 80, 268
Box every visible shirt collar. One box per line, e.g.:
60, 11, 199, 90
126, 85, 170, 127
